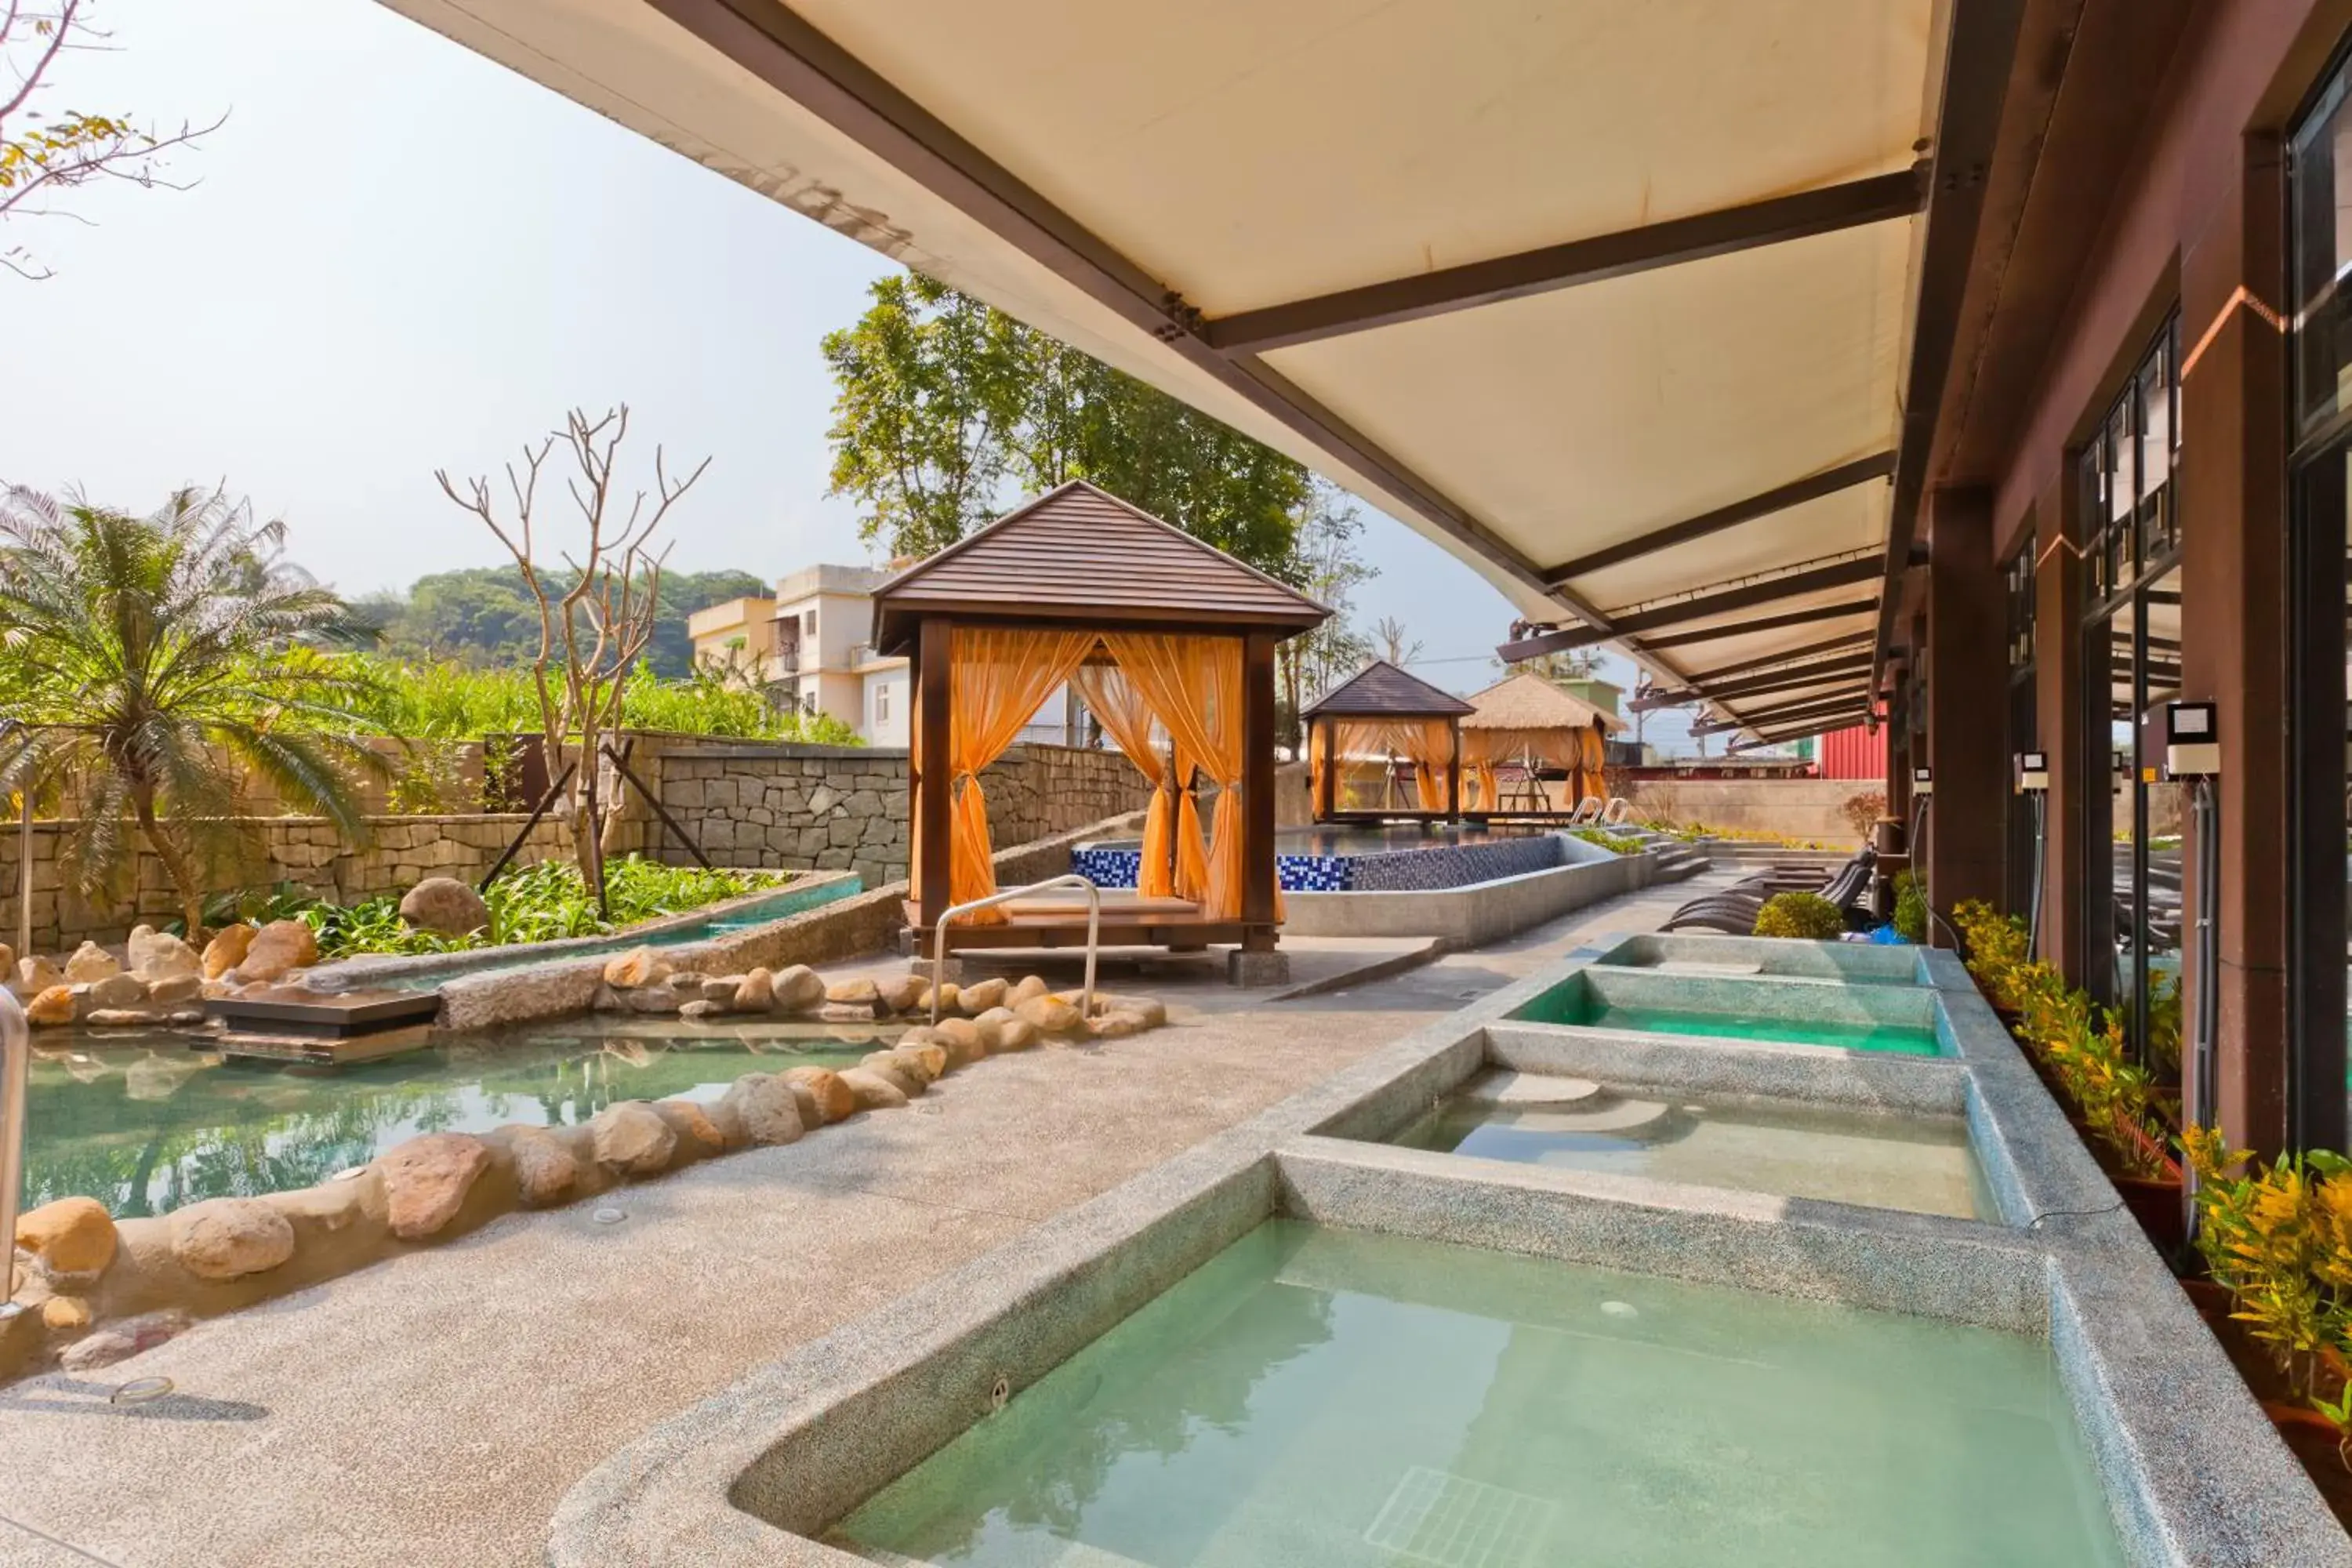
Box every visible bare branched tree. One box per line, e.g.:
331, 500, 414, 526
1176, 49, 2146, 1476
1373, 615, 1422, 669
436, 406, 710, 907
1, 0, 224, 280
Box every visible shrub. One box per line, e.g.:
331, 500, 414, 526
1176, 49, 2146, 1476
1754, 891, 1845, 941
1839, 789, 1889, 840
233, 855, 793, 958
1892, 870, 1927, 944
1570, 826, 1646, 855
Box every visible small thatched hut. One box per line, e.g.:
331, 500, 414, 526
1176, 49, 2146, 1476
1459, 672, 1621, 813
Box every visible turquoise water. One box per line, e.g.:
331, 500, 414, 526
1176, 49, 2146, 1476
1395, 1089, 1994, 1220
837, 1221, 2124, 1567
20, 1016, 894, 1218
1512, 989, 1941, 1055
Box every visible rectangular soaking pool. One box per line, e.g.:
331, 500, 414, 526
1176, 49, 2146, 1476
1592, 933, 1933, 987
1508, 968, 1947, 1056
833, 1221, 2122, 1567
1392, 1074, 1995, 1220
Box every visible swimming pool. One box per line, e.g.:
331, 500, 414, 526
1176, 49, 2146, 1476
836, 1221, 2124, 1567
20, 1014, 899, 1217
1073, 826, 1572, 894
1508, 967, 1950, 1056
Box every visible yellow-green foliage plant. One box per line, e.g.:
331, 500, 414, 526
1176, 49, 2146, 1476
1753, 891, 1845, 941
1952, 900, 2169, 1178
2185, 1127, 2352, 1457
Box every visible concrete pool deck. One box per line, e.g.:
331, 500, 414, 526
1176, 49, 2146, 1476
0, 872, 1740, 1567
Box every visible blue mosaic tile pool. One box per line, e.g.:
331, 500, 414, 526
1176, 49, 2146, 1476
1072, 833, 1566, 894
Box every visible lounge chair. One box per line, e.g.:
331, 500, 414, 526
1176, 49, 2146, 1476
1662, 848, 1878, 935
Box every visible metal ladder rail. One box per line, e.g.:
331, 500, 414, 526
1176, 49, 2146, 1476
930, 874, 1100, 1025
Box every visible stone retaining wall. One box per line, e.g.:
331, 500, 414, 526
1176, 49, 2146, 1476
0, 815, 573, 953
1619, 778, 1883, 846
650, 742, 1147, 891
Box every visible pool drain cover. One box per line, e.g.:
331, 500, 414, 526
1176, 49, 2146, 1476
1364, 1466, 1555, 1567
111, 1376, 175, 1405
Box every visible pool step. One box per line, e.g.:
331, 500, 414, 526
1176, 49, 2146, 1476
211, 1022, 437, 1065
204, 985, 441, 1041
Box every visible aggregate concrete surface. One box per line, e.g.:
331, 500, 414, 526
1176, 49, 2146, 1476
0, 874, 1730, 1567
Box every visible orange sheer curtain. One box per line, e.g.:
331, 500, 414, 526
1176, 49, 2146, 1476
1308, 720, 1330, 815
1458, 729, 1496, 810
942, 626, 1097, 922
1103, 633, 1270, 921
1392, 719, 1454, 809
1171, 745, 1210, 902
1070, 661, 1176, 899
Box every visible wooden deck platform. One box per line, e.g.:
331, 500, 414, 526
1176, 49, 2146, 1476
906, 893, 1263, 952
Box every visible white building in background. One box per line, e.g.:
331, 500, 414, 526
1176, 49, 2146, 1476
688, 562, 1071, 749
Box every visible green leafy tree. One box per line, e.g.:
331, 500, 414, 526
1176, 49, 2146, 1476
0, 485, 390, 934
824, 274, 1310, 577
364, 565, 767, 679
1, 0, 223, 280
1276, 485, 1377, 751
822, 273, 1025, 558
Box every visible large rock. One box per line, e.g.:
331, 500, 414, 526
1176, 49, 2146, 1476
837, 1067, 908, 1111
719, 1074, 808, 1146
87, 972, 147, 1011
602, 947, 671, 989
994, 1018, 1040, 1052
24, 985, 74, 1027
892, 1040, 949, 1082
971, 1007, 1016, 1053
16, 1196, 117, 1277
826, 977, 880, 1014
60, 1310, 187, 1373
1014, 994, 1083, 1036
201, 924, 256, 981
780, 1077, 826, 1132
62, 941, 118, 983
128, 927, 201, 982
378, 1133, 492, 1240
147, 973, 203, 1005
769, 964, 826, 1015
1087, 1011, 1149, 1040
42, 1295, 93, 1332
504, 1127, 580, 1207
14, 953, 60, 996
915, 981, 959, 1018
677, 1000, 727, 1021
877, 975, 927, 1016
652, 1100, 726, 1160
782, 1066, 857, 1124
589, 1101, 677, 1176
929, 1016, 986, 1068
399, 877, 491, 938
619, 986, 684, 1015
733, 967, 775, 1012
856, 1053, 925, 1097
170, 1197, 296, 1280
958, 977, 1009, 1015
235, 920, 319, 984
1008, 975, 1051, 1007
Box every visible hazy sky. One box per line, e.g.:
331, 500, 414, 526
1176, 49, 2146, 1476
2, 0, 1713, 739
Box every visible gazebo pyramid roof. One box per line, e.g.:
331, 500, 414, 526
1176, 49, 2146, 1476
1461, 670, 1623, 734
870, 480, 1330, 655
1302, 659, 1474, 719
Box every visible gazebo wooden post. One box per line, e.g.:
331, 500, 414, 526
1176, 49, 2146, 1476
915, 616, 954, 931
1241, 632, 1277, 949
1447, 720, 1461, 822
1315, 714, 1336, 822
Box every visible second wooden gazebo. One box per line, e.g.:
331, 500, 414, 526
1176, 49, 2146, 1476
870, 481, 1329, 970
1303, 659, 1475, 821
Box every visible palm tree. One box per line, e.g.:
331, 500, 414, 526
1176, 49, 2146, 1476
0, 485, 389, 936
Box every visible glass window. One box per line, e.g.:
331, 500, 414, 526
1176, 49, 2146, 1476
2294, 64, 2352, 434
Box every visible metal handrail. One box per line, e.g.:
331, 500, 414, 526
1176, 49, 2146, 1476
931, 873, 1099, 1025
0, 987, 26, 1323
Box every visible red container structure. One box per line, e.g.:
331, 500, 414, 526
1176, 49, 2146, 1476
1815, 724, 1886, 782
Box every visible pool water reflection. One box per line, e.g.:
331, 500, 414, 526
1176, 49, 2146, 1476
20, 1016, 897, 1217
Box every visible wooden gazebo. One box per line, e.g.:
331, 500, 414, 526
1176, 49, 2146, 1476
870, 481, 1329, 968
1458, 671, 1622, 815
1303, 660, 1475, 822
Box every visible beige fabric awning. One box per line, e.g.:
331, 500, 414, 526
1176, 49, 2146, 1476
379, 0, 2001, 740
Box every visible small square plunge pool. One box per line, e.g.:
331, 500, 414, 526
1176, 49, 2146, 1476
832, 1220, 2122, 1567
1508, 968, 1947, 1057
